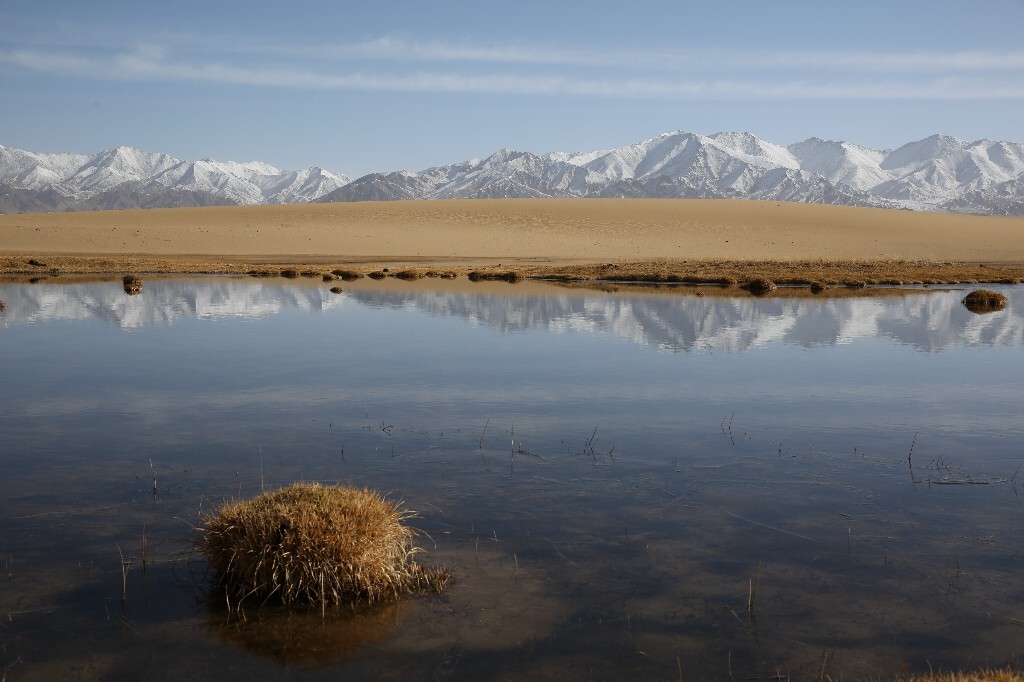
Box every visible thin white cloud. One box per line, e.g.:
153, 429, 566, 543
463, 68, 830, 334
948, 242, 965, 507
3, 45, 1023, 100
188, 36, 1024, 73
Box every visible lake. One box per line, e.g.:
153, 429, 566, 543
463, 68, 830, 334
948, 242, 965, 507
1, 276, 1022, 680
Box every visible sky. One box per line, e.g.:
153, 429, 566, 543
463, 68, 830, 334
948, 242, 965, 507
2, 0, 1023, 178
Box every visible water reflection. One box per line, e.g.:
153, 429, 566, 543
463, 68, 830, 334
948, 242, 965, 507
209, 599, 404, 667
1, 278, 1019, 352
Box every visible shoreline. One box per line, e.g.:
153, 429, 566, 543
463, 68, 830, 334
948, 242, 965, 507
3, 199, 1024, 285
3, 254, 1022, 287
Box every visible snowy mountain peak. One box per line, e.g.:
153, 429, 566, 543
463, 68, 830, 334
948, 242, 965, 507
3, 131, 1024, 215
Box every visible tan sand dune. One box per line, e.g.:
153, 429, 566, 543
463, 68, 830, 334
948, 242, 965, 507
2, 199, 1023, 280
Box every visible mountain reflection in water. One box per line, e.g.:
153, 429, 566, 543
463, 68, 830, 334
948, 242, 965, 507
1, 278, 1019, 352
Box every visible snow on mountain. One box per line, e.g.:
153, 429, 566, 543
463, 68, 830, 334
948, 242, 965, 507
3, 130, 1024, 215
787, 138, 889, 192
0, 144, 351, 209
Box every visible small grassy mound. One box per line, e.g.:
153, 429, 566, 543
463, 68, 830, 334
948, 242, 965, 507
742, 277, 777, 294
329, 286, 344, 294
367, 271, 388, 280
280, 269, 298, 279
200, 483, 449, 606
0, 299, 6, 313
122, 274, 142, 295
962, 289, 1007, 313
810, 281, 830, 294
467, 271, 523, 283
332, 269, 364, 281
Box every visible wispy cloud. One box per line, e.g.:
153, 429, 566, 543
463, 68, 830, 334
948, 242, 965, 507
4, 36, 1024, 100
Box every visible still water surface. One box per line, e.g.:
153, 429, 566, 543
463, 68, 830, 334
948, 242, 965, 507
1, 277, 1022, 680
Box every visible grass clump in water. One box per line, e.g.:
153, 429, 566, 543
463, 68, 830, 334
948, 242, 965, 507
199, 483, 450, 606
332, 269, 363, 281
280, 269, 298, 279
742, 277, 777, 294
329, 286, 344, 294
0, 299, 5, 313
468, 271, 523, 283
122, 274, 143, 295
962, 289, 1007, 313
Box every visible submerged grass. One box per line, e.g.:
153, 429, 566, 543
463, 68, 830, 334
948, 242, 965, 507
199, 482, 450, 606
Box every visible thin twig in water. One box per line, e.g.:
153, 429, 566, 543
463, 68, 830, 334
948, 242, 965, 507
817, 648, 833, 682
748, 563, 761, 616
479, 419, 489, 449
908, 431, 918, 483
724, 511, 819, 543
116, 544, 128, 611
150, 460, 157, 499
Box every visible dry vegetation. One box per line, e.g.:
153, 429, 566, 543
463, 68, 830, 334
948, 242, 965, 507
121, 273, 142, 295
893, 668, 1023, 682
199, 483, 449, 607
962, 288, 1009, 312
4, 255, 1023, 287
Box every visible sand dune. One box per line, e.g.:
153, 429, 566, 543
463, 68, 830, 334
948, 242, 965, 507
2, 199, 1023, 265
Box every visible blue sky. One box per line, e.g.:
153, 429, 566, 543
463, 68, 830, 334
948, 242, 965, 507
2, 0, 1023, 177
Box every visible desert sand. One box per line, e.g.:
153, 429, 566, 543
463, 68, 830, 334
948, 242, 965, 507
2, 199, 1024, 282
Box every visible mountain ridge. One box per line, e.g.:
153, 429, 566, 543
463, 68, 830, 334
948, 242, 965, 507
3, 131, 1023, 215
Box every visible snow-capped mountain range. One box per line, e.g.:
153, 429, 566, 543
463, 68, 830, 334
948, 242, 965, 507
3, 131, 1024, 215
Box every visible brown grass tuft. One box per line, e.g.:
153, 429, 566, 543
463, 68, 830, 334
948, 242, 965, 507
122, 274, 143, 295
199, 483, 450, 606
468, 270, 523, 283
742, 277, 777, 294
0, 299, 6, 313
367, 271, 388, 280
332, 269, 364, 281
425, 270, 458, 279
391, 269, 423, 280
280, 269, 298, 279
329, 286, 344, 294
962, 289, 1008, 313
322, 273, 334, 282
810, 281, 830, 294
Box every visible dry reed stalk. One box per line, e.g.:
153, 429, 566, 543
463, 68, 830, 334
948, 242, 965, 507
199, 483, 450, 606
116, 544, 128, 610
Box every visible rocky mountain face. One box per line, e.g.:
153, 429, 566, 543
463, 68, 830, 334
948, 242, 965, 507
3, 131, 1023, 215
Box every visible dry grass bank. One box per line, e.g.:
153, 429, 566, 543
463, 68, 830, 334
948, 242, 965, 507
2, 199, 1023, 284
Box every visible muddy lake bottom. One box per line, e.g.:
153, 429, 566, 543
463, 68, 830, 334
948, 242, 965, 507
1, 277, 1023, 680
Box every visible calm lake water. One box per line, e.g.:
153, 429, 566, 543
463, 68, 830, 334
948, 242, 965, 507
1, 276, 1022, 680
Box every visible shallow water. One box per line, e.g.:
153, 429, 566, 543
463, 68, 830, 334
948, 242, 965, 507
1, 276, 1022, 680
